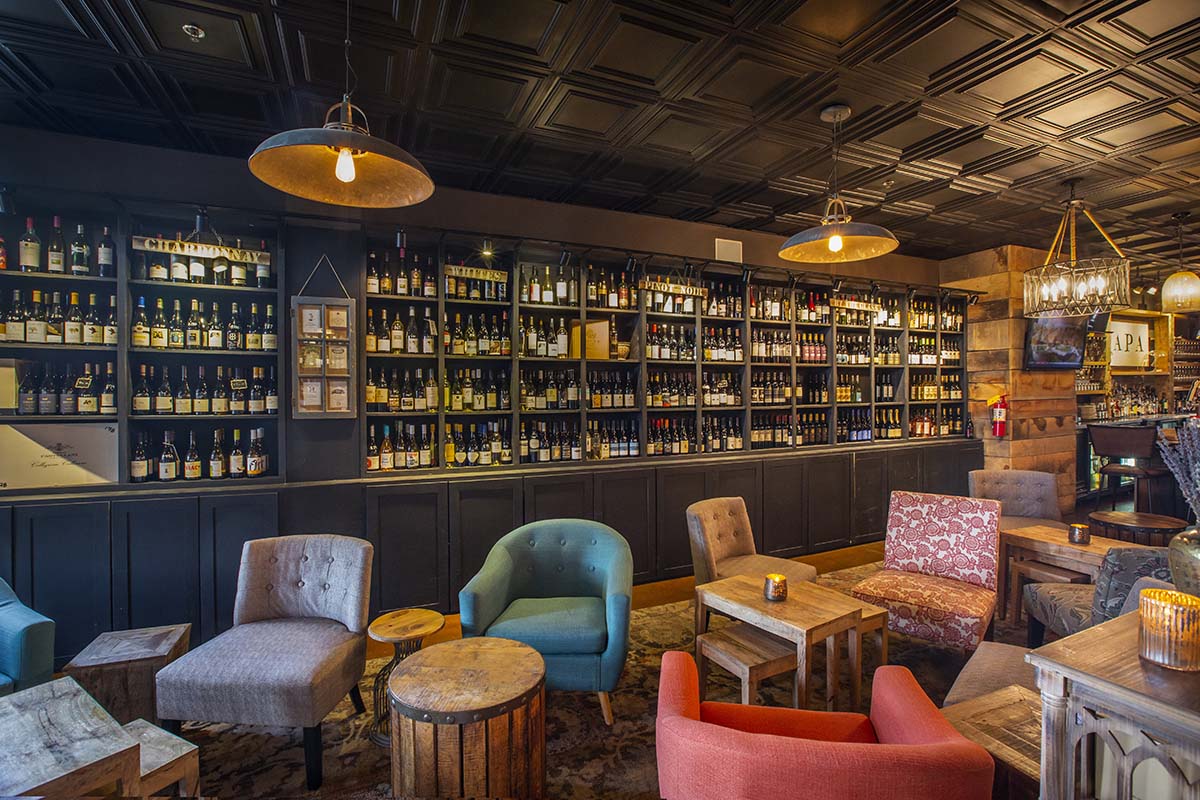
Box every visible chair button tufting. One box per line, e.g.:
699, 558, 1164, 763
528, 566, 534, 573
297, 580, 305, 588
323, 583, 330, 590
270, 557, 278, 564
589, 565, 596, 572
591, 539, 597, 545
302, 555, 309, 562
557, 565, 564, 572
560, 539, 566, 546
529, 539, 536, 547
266, 584, 273, 591
328, 557, 335, 564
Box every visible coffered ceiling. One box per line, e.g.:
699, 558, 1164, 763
1, 0, 1198, 273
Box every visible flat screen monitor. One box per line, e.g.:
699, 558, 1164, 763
1023, 315, 1091, 370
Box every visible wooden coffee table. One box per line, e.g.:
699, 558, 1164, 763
942, 684, 1041, 800
367, 608, 445, 747
695, 574, 886, 711
1087, 510, 1189, 547
389, 637, 546, 799
0, 677, 142, 797
998, 525, 1145, 620
63, 623, 191, 724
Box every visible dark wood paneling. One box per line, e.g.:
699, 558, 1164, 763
762, 458, 806, 558
0, 505, 11, 586
279, 484, 365, 538
806, 454, 851, 552
367, 482, 449, 614
593, 468, 656, 582
112, 497, 201, 633
449, 477, 523, 605
656, 465, 709, 578
851, 452, 887, 543
888, 448, 923, 494
198, 492, 278, 641
707, 461, 763, 550
924, 444, 964, 496
14, 501, 111, 666
523, 473, 593, 523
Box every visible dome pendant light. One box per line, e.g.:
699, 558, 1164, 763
779, 104, 898, 264
1161, 212, 1200, 312
248, 0, 433, 208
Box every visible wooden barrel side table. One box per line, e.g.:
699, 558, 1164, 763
1088, 511, 1189, 547
367, 609, 446, 747
388, 637, 546, 799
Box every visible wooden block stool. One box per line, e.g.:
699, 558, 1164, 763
1008, 558, 1089, 624
697, 622, 798, 706
121, 719, 199, 797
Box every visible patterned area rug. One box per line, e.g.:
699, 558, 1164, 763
184, 562, 1025, 799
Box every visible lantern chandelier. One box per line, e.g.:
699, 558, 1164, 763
248, 0, 433, 208
778, 104, 899, 264
1160, 212, 1200, 312
1022, 182, 1130, 318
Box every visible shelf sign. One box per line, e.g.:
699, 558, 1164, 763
131, 236, 271, 266
1110, 319, 1150, 368
446, 264, 507, 283
639, 279, 708, 299
830, 297, 882, 314
0, 423, 118, 489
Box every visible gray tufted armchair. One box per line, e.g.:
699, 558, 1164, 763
156, 534, 373, 791
968, 469, 1065, 531
685, 497, 816, 587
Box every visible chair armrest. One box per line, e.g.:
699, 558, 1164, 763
1119, 576, 1176, 615
657, 651, 701, 721
869, 665, 966, 746
599, 542, 633, 688
700, 701, 875, 743
458, 547, 515, 637
0, 601, 54, 690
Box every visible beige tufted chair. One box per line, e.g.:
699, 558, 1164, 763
686, 497, 817, 587
968, 469, 1066, 531
156, 534, 373, 791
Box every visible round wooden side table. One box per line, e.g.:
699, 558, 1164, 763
1087, 511, 1189, 547
367, 608, 445, 746
388, 637, 546, 799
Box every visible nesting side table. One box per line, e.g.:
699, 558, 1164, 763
367, 608, 445, 747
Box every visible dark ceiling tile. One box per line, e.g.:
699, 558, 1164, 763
1089, 110, 1188, 147
714, 134, 800, 173
442, 0, 573, 65
587, 14, 698, 88
133, 0, 263, 69
882, 15, 1000, 77
536, 85, 641, 139
172, 75, 270, 123
1110, 0, 1200, 40
636, 112, 728, 158
1139, 136, 1200, 166
1033, 85, 1140, 128
413, 120, 504, 164
867, 114, 948, 151
296, 29, 408, 98
778, 0, 892, 45
967, 52, 1078, 106
692, 52, 808, 110
933, 135, 1013, 168
985, 151, 1070, 181
512, 138, 600, 176
1, 0, 83, 30
423, 55, 536, 124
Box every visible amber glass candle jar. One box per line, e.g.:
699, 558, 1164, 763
1139, 588, 1200, 671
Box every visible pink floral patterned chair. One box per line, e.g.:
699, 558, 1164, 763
851, 491, 1001, 651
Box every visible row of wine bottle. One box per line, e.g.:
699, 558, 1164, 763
7, 217, 115, 276
130, 297, 276, 351
130, 364, 278, 415
131, 428, 270, 482
17, 361, 116, 415
2, 289, 117, 344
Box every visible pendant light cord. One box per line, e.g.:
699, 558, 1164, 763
343, 0, 358, 101
829, 118, 840, 198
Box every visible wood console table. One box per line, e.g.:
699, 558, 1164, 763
1027, 613, 1200, 800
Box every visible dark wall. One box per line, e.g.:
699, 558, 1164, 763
282, 222, 364, 482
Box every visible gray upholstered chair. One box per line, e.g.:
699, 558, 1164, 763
1023, 546, 1171, 648
685, 497, 816, 587
968, 469, 1065, 531
156, 534, 373, 790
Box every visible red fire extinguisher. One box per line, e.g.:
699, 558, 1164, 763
990, 394, 1008, 438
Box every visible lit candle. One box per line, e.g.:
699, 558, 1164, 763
1139, 588, 1200, 671
764, 573, 788, 602
1068, 523, 1091, 545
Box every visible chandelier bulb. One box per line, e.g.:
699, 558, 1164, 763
335, 147, 356, 183
827, 234, 843, 253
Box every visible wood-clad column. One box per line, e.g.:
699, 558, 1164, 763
941, 245, 1076, 516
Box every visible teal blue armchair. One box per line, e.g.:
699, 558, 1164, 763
0, 577, 54, 696
459, 519, 633, 725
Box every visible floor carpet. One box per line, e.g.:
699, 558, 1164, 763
184, 563, 1025, 799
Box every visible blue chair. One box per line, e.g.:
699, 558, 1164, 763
0, 577, 54, 696
459, 519, 633, 725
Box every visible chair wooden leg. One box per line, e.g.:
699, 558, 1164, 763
349, 683, 366, 715
161, 719, 182, 735
598, 692, 613, 726
1028, 616, 1046, 649
303, 725, 323, 790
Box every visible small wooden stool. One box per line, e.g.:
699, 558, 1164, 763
1008, 559, 1089, 624
63, 623, 191, 724
367, 608, 445, 747
1087, 511, 1188, 547
121, 719, 199, 797
697, 622, 798, 706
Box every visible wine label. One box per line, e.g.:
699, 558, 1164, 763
189, 259, 206, 279
231, 264, 247, 284
150, 328, 168, 348
171, 259, 188, 281
193, 397, 210, 413
26, 320, 46, 342
366, 454, 380, 471
104, 325, 119, 345
19, 241, 41, 269
159, 461, 177, 480
48, 251, 64, 272
174, 397, 192, 414
248, 398, 265, 413
209, 458, 224, 478
74, 376, 93, 390
133, 395, 150, 412
77, 395, 98, 413
380, 451, 394, 470
230, 378, 248, 391
262, 333, 277, 351
101, 392, 116, 414
184, 461, 202, 479
168, 330, 184, 348
229, 453, 244, 474
149, 261, 168, 280
130, 459, 149, 479
212, 397, 229, 413
6, 321, 24, 341
186, 330, 201, 348
98, 244, 113, 266
245, 333, 262, 351
207, 331, 223, 349
155, 396, 174, 413
131, 327, 150, 347
82, 324, 102, 344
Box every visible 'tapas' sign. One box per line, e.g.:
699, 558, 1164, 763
1109, 319, 1150, 368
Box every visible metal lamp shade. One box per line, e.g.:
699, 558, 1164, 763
778, 221, 899, 264
248, 126, 434, 208
1162, 269, 1200, 312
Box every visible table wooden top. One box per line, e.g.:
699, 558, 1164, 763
1087, 510, 1190, 531
0, 677, 138, 796
696, 575, 881, 643
64, 623, 191, 670
942, 684, 1041, 783
369, 608, 446, 644
1027, 613, 1200, 732
1002, 525, 1140, 566
122, 718, 197, 775
389, 637, 544, 720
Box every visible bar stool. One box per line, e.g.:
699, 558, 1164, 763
1087, 423, 1171, 513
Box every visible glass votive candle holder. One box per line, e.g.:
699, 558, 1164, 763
764, 573, 787, 602
1068, 523, 1091, 545
1139, 588, 1200, 671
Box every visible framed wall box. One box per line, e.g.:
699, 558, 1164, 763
291, 295, 357, 419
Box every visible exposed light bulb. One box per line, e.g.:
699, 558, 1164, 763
335, 147, 356, 183
828, 234, 843, 253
